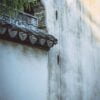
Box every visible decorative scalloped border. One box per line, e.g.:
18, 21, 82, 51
0, 21, 57, 51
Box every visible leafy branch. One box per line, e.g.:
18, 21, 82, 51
0, 0, 38, 10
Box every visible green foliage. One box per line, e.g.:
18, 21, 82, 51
0, 0, 39, 18
1, 0, 38, 10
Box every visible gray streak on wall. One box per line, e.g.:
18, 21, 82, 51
45, 0, 100, 100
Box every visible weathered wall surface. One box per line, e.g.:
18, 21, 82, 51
1, 0, 100, 100
0, 40, 48, 100
45, 0, 100, 100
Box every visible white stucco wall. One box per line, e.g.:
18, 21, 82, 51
1, 0, 100, 100
45, 0, 100, 100
0, 40, 48, 100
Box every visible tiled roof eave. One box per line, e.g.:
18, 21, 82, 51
0, 20, 57, 51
